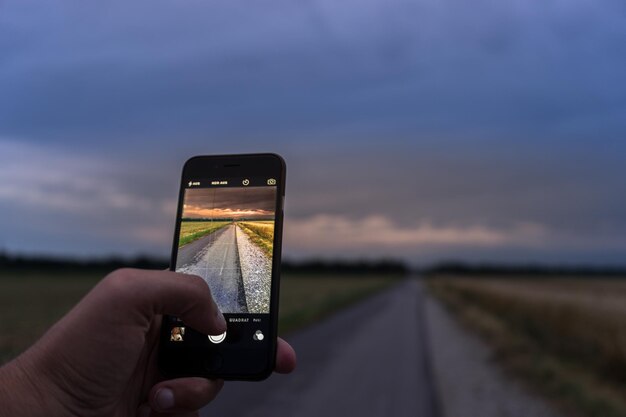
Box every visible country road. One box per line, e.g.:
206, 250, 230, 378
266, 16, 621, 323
201, 278, 565, 417
202, 279, 440, 417
176, 223, 248, 313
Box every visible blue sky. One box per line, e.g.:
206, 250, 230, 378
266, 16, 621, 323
1, 0, 625, 265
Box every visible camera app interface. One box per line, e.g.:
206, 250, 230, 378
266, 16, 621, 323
170, 177, 277, 347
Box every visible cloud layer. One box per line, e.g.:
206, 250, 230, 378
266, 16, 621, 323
0, 0, 625, 264
0, 140, 176, 255
1, 0, 625, 145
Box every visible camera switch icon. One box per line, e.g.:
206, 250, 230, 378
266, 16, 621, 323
253, 330, 264, 341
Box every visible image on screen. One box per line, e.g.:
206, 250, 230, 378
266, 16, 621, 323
175, 185, 276, 314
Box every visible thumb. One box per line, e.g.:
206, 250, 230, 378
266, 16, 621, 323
98, 268, 227, 335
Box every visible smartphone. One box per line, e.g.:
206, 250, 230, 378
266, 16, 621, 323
159, 153, 286, 380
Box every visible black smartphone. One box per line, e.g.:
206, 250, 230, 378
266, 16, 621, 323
159, 153, 286, 380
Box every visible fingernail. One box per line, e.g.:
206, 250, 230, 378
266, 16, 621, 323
155, 388, 175, 410
216, 309, 227, 330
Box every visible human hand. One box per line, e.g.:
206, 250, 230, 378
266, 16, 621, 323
0, 269, 296, 417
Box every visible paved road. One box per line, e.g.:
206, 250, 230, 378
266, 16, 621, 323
202, 279, 440, 417
176, 224, 248, 313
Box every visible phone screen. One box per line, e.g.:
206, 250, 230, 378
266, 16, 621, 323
167, 176, 278, 354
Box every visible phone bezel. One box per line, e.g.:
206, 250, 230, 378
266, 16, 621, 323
159, 153, 286, 380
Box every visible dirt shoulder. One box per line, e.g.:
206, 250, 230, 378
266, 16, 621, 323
424, 292, 565, 417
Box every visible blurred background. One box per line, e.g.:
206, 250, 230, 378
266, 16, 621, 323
1, 0, 625, 416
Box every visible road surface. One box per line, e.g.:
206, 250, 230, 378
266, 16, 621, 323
202, 279, 440, 417
176, 223, 248, 313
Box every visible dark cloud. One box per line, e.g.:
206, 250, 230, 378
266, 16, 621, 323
2, 0, 625, 147
0, 0, 625, 264
184, 187, 276, 214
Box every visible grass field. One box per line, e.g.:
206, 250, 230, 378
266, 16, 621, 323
0, 270, 103, 364
0, 270, 399, 365
277, 274, 398, 334
178, 221, 230, 247
427, 274, 626, 417
237, 221, 274, 256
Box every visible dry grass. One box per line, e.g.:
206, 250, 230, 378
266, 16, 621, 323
428, 275, 626, 417
237, 221, 274, 256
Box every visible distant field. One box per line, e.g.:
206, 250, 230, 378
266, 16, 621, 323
238, 221, 274, 256
179, 221, 229, 247
278, 274, 398, 334
428, 274, 626, 417
0, 270, 399, 365
0, 271, 103, 364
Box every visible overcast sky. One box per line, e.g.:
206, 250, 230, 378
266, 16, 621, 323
1, 0, 625, 265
